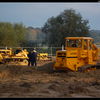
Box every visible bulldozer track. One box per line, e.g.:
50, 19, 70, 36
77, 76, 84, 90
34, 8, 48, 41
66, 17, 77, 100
2, 58, 28, 64
3, 58, 28, 61
78, 63, 100, 73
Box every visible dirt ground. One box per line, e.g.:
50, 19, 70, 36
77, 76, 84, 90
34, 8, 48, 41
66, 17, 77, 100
0, 56, 100, 97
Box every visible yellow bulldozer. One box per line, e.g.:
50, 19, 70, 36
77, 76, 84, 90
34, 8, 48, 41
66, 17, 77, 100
37, 52, 52, 61
0, 47, 29, 65
54, 37, 99, 73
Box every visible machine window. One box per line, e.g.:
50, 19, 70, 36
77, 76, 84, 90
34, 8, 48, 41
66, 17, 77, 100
67, 39, 82, 47
89, 39, 92, 50
84, 39, 92, 50
84, 39, 87, 50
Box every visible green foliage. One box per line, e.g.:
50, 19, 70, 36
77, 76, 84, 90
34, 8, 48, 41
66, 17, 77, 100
42, 8, 90, 47
36, 47, 51, 54
90, 30, 100, 43
0, 22, 27, 47
26, 27, 45, 45
13, 22, 27, 46
26, 26, 37, 41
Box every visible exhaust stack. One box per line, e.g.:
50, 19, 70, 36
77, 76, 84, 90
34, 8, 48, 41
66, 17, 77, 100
62, 45, 64, 50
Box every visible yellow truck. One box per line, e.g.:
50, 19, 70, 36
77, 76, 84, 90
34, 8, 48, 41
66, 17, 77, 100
54, 37, 99, 73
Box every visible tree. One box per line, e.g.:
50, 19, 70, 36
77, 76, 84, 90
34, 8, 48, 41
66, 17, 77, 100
0, 22, 18, 46
42, 8, 90, 47
0, 22, 27, 47
13, 22, 27, 46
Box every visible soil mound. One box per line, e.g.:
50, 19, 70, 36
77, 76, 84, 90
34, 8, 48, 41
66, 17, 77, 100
20, 82, 31, 87
8, 65, 37, 78
0, 61, 55, 78
68, 84, 90, 93
0, 65, 37, 78
0, 69, 9, 78
37, 62, 55, 73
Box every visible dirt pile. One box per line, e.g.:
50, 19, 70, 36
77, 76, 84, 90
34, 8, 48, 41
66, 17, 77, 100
0, 57, 100, 97
0, 69, 9, 78
37, 62, 55, 73
68, 83, 90, 94
0, 65, 37, 78
20, 82, 31, 88
0, 61, 55, 78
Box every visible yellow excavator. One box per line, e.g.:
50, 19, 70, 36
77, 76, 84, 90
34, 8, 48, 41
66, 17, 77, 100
0, 47, 29, 65
54, 37, 99, 73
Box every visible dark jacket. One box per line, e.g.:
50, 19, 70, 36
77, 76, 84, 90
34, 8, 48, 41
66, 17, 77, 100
32, 52, 37, 61
28, 52, 33, 60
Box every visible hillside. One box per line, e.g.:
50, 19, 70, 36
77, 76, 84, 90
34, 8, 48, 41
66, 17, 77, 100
90, 30, 100, 44
26, 26, 45, 44
26, 26, 100, 45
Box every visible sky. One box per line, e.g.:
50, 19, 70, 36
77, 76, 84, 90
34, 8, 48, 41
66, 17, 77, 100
0, 2, 100, 30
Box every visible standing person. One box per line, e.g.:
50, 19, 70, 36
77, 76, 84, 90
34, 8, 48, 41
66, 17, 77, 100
31, 49, 37, 66
33, 48, 36, 51
28, 50, 33, 66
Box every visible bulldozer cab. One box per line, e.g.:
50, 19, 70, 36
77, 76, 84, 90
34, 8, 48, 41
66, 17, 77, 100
16, 49, 22, 54
66, 37, 93, 51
